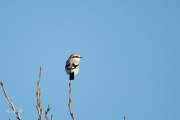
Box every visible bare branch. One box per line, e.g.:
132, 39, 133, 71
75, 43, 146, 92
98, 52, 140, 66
68, 80, 75, 120
45, 105, 51, 120
124, 116, 126, 120
36, 67, 42, 120
0, 79, 21, 120
51, 115, 53, 120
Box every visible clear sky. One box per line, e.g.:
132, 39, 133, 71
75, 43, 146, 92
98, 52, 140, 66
0, 1, 180, 120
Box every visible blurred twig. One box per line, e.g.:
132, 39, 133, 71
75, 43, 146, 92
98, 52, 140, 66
36, 67, 42, 120
45, 105, 50, 120
68, 80, 75, 120
51, 115, 53, 120
124, 116, 126, 120
0, 79, 21, 120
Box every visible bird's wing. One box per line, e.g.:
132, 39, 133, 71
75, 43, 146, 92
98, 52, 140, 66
65, 60, 71, 70
72, 63, 79, 69
69, 59, 79, 70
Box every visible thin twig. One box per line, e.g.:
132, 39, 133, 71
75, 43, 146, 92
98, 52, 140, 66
51, 115, 53, 120
0, 79, 21, 120
124, 116, 126, 120
68, 80, 75, 120
36, 67, 42, 120
45, 105, 51, 120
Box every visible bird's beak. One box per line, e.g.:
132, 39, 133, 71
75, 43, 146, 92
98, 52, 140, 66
79, 57, 83, 59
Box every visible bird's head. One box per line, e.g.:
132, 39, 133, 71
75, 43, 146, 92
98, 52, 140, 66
69, 54, 83, 61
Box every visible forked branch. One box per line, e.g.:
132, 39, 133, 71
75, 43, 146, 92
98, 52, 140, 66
45, 105, 53, 120
45, 105, 50, 120
0, 79, 21, 120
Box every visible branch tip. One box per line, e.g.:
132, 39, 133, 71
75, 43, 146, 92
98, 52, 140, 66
0, 79, 21, 120
36, 66, 43, 120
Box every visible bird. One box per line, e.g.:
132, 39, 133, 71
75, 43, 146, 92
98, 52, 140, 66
65, 54, 83, 80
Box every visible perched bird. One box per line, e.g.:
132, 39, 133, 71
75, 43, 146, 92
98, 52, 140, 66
65, 54, 83, 80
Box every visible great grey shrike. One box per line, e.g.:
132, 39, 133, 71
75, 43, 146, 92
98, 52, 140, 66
65, 54, 83, 80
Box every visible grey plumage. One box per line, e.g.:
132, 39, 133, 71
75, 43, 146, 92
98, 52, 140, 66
65, 54, 83, 80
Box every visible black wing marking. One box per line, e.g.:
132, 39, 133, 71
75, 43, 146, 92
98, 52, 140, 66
66, 63, 70, 70
72, 63, 79, 69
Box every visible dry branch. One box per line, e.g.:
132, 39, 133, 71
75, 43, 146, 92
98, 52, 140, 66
51, 115, 53, 120
68, 80, 75, 120
0, 79, 21, 120
45, 105, 51, 120
36, 67, 42, 120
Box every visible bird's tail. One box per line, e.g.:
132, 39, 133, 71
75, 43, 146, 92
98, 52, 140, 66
70, 72, 74, 80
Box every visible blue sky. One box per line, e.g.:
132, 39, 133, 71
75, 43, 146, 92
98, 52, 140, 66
0, 0, 180, 120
